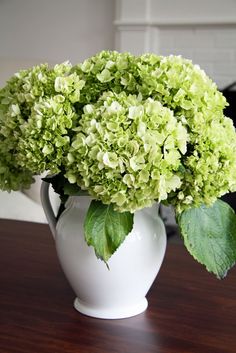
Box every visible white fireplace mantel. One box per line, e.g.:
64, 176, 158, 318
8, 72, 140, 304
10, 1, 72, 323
115, 0, 236, 55
115, 0, 236, 26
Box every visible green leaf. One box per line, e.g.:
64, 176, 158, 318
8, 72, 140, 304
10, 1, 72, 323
177, 199, 236, 279
84, 200, 134, 262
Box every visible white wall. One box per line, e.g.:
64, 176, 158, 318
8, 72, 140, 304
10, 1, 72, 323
0, 0, 114, 64
0, 0, 115, 222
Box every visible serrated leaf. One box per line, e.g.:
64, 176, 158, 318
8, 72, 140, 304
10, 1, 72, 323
84, 200, 134, 262
177, 199, 236, 279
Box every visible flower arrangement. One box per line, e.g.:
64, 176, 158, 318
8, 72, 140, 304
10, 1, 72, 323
1, 50, 236, 278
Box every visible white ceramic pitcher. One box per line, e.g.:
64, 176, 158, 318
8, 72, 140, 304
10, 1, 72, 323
40, 181, 167, 319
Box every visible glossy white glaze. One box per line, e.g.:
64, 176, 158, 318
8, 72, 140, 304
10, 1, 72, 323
41, 181, 167, 319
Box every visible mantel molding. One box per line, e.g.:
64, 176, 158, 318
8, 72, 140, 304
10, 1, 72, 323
114, 0, 236, 57
114, 18, 236, 27
115, 0, 236, 28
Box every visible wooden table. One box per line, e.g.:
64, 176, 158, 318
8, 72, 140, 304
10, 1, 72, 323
0, 219, 235, 353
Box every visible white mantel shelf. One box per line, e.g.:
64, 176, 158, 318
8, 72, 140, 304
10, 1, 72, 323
114, 18, 236, 26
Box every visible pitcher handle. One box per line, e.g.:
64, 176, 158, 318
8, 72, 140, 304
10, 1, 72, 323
40, 180, 57, 239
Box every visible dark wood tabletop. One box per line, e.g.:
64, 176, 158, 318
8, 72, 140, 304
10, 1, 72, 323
0, 219, 235, 353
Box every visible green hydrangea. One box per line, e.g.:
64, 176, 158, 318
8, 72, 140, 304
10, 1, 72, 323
172, 116, 236, 212
65, 91, 188, 212
70, 51, 236, 212
17, 95, 77, 174
0, 61, 84, 189
1, 50, 236, 214
0, 153, 33, 191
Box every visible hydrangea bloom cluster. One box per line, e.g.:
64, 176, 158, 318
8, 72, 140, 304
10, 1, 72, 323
0, 61, 84, 189
0, 50, 236, 213
65, 92, 188, 212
